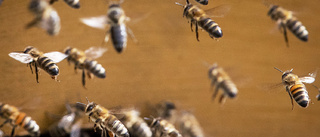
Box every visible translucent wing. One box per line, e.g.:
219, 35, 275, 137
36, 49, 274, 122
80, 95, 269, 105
205, 4, 232, 18
84, 47, 107, 59
70, 120, 82, 137
80, 15, 108, 30
299, 76, 315, 84
44, 52, 68, 63
8, 52, 34, 64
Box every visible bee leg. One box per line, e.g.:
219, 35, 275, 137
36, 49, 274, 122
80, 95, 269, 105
10, 125, 16, 137
212, 83, 220, 101
102, 30, 110, 46
87, 72, 93, 79
190, 21, 193, 32
286, 87, 294, 110
195, 22, 200, 41
108, 131, 114, 137
282, 23, 289, 47
82, 69, 86, 88
219, 94, 227, 104
25, 18, 38, 29
0, 119, 10, 128
35, 62, 39, 83
28, 63, 33, 74
127, 26, 138, 43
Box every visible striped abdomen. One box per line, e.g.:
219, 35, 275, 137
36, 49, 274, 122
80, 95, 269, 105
84, 59, 106, 78
219, 80, 238, 98
289, 84, 309, 107
37, 56, 59, 76
195, 0, 208, 5
15, 113, 40, 137
110, 24, 127, 53
104, 115, 129, 137
130, 120, 152, 137
286, 19, 308, 41
198, 17, 223, 38
64, 0, 80, 8
44, 8, 61, 36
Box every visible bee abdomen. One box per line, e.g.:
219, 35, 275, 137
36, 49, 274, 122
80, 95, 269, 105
111, 24, 127, 53
37, 56, 59, 76
46, 9, 61, 36
290, 85, 309, 107
21, 116, 40, 137
220, 80, 238, 98
198, 18, 223, 38
286, 19, 308, 41
84, 60, 106, 78
105, 115, 129, 137
131, 122, 152, 137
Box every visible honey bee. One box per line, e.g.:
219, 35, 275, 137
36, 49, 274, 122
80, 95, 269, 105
0, 103, 40, 137
267, 5, 308, 47
119, 109, 152, 137
208, 63, 238, 104
179, 111, 204, 137
312, 85, 320, 101
78, 98, 129, 137
194, 0, 208, 5
80, 1, 136, 53
26, 0, 61, 36
145, 117, 182, 137
274, 67, 316, 109
176, 0, 230, 41
48, 103, 85, 137
63, 46, 107, 87
49, 0, 80, 9
9, 46, 67, 83
155, 101, 177, 124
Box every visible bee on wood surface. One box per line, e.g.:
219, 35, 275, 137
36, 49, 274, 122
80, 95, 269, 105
9, 46, 67, 83
49, 0, 80, 9
179, 111, 204, 137
145, 117, 181, 137
63, 46, 107, 88
119, 109, 152, 137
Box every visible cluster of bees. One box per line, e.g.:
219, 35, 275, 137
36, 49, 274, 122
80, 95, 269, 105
1, 0, 319, 136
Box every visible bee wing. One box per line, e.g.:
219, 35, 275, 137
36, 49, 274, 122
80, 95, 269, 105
205, 4, 232, 18
8, 52, 34, 64
43, 52, 68, 63
84, 47, 107, 59
299, 76, 315, 84
70, 120, 82, 137
80, 15, 108, 30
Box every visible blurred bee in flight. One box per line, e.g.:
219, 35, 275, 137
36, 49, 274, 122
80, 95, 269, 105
274, 67, 316, 109
155, 101, 177, 124
9, 46, 67, 83
77, 98, 129, 137
48, 102, 85, 137
267, 4, 308, 47
179, 111, 204, 137
0, 103, 40, 137
64, 46, 107, 88
175, 0, 230, 41
49, 0, 80, 9
80, 0, 137, 53
194, 0, 208, 5
312, 85, 320, 101
145, 116, 182, 137
26, 0, 61, 36
208, 63, 238, 104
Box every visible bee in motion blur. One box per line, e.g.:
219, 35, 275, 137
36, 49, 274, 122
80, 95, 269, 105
9, 46, 67, 83
312, 85, 320, 101
208, 63, 238, 104
145, 117, 182, 137
118, 109, 152, 137
80, 0, 136, 53
194, 0, 208, 5
26, 0, 61, 36
78, 98, 129, 137
179, 111, 204, 137
176, 0, 230, 41
274, 67, 316, 109
64, 46, 107, 88
267, 5, 308, 47
0, 103, 40, 137
48, 102, 85, 137
155, 101, 177, 124
49, 0, 80, 9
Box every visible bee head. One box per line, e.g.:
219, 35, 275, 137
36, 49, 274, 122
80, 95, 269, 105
63, 47, 73, 55
282, 69, 297, 84
85, 102, 97, 113
267, 5, 279, 16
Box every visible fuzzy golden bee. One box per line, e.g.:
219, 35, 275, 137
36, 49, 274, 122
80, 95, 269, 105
0, 103, 40, 137
9, 46, 67, 83
208, 63, 238, 104
63, 46, 107, 87
274, 67, 316, 109
49, 0, 80, 9
145, 117, 182, 137
119, 109, 152, 137
78, 98, 129, 137
179, 111, 204, 137
267, 5, 308, 47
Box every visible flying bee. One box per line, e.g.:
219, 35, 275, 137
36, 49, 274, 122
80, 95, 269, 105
274, 67, 316, 109
77, 98, 129, 137
208, 63, 238, 104
26, 0, 61, 36
118, 109, 152, 137
49, 0, 80, 9
312, 85, 320, 101
80, 1, 137, 53
48, 102, 85, 137
194, 0, 208, 5
267, 5, 308, 47
145, 117, 182, 137
9, 46, 67, 83
179, 111, 204, 137
63, 46, 107, 88
0, 103, 40, 137
176, 0, 231, 41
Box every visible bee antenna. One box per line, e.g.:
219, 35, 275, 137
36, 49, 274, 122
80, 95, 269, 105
312, 84, 319, 90
274, 67, 283, 73
85, 97, 90, 104
175, 2, 184, 7
186, 0, 190, 4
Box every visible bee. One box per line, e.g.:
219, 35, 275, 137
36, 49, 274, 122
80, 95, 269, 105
179, 111, 204, 137
9, 46, 67, 83
48, 103, 85, 137
208, 63, 238, 104
194, 0, 208, 5
63, 46, 107, 88
312, 85, 320, 101
267, 5, 308, 47
145, 117, 182, 137
78, 98, 129, 137
80, 1, 136, 53
176, 0, 230, 41
49, 0, 80, 9
274, 67, 316, 109
0, 103, 40, 137
26, 0, 61, 36
119, 109, 152, 137
155, 101, 177, 124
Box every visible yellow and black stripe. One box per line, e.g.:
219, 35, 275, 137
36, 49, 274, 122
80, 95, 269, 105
288, 84, 309, 107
